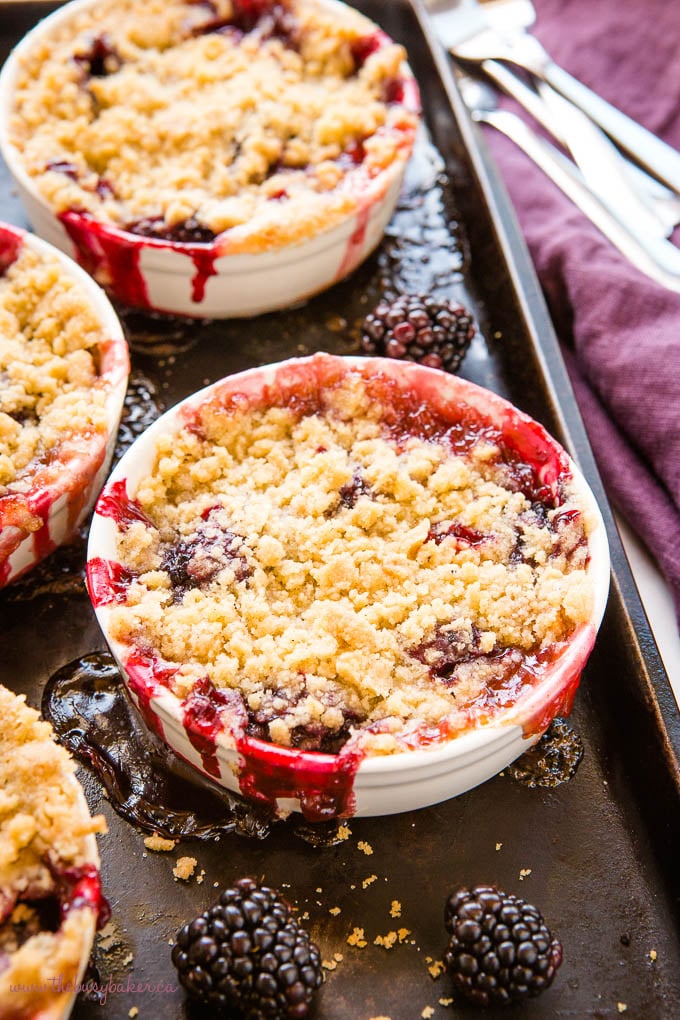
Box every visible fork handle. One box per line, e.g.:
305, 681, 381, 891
542, 61, 680, 196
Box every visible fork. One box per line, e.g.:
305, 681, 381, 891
429, 0, 680, 195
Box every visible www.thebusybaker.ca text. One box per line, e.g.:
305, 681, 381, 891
10, 975, 178, 1005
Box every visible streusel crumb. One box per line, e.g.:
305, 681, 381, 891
11, 0, 417, 253
143, 833, 177, 852
108, 369, 594, 755
173, 856, 198, 881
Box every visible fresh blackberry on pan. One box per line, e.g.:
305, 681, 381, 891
361, 293, 475, 372
171, 877, 322, 1018
443, 884, 563, 1007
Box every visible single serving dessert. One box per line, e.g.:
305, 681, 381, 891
0, 683, 107, 1020
89, 354, 598, 793
0, 223, 128, 587
2, 0, 419, 314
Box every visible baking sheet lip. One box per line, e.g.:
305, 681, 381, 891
408, 0, 680, 790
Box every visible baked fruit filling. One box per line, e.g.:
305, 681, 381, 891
10, 0, 418, 252
104, 366, 595, 756
0, 685, 106, 1017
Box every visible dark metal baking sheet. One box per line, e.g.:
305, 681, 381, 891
1, 1, 679, 1017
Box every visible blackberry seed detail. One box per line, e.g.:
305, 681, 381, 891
444, 884, 563, 1007
171, 877, 322, 1017
361, 294, 476, 372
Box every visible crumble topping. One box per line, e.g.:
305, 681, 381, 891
0, 242, 108, 494
0, 684, 106, 1017
10, 0, 418, 252
107, 369, 594, 756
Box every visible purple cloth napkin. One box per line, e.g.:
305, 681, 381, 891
482, 0, 680, 621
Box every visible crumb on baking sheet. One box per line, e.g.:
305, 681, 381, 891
329, 906, 341, 916
143, 833, 176, 852
421, 1007, 435, 1019
389, 899, 401, 918
362, 875, 378, 889
374, 932, 398, 950
322, 952, 344, 972
617, 1005, 627, 1014
427, 959, 444, 979
358, 841, 374, 856
519, 868, 532, 880
495, 842, 503, 851
374, 927, 411, 948
337, 823, 352, 841
347, 927, 367, 948
649, 949, 657, 962
173, 856, 197, 881
129, 1009, 139, 1019
196, 869, 205, 884
439, 998, 453, 1007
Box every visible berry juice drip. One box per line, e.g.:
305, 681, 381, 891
506, 718, 584, 788
41, 654, 351, 847
42, 653, 275, 841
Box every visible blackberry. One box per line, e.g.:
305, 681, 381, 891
361, 294, 475, 372
444, 885, 562, 1007
171, 877, 322, 1018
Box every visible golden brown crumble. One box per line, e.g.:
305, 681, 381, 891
427, 959, 445, 979
0, 244, 108, 493
11, 0, 417, 253
347, 926, 367, 948
143, 833, 176, 852
173, 856, 198, 881
109, 370, 594, 754
0, 684, 105, 1017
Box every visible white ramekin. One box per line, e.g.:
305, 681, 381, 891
86, 354, 610, 819
0, 0, 420, 318
0, 222, 129, 588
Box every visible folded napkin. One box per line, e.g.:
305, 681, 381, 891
483, 0, 680, 622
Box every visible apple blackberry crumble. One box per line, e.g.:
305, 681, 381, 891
100, 359, 595, 757
0, 684, 107, 1019
0, 230, 113, 572
9, 0, 418, 252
